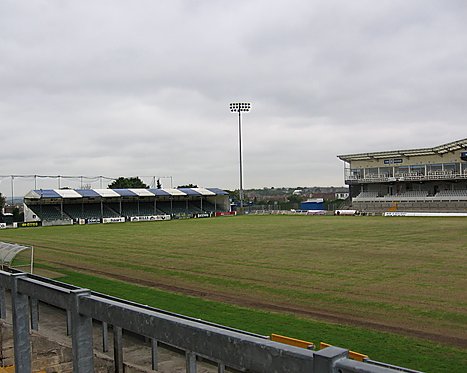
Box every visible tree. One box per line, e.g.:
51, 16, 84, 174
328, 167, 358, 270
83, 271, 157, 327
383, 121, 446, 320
108, 177, 149, 189
0, 193, 5, 211
156, 178, 162, 189
12, 207, 23, 222
177, 184, 198, 188
287, 194, 304, 204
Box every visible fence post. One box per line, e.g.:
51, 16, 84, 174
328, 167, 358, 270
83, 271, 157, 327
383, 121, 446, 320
313, 346, 347, 372
186, 351, 197, 373
151, 338, 159, 370
10, 273, 31, 373
29, 298, 39, 331
102, 321, 109, 352
218, 362, 225, 373
113, 325, 124, 372
69, 289, 94, 372
66, 309, 72, 336
0, 287, 6, 319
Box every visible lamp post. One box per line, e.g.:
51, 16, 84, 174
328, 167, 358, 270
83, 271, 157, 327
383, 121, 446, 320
230, 102, 251, 211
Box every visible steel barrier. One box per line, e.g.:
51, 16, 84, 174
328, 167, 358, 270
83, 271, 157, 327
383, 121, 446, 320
0, 270, 423, 373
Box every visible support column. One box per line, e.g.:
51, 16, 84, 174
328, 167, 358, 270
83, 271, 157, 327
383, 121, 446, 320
151, 338, 158, 371
186, 351, 197, 373
29, 298, 39, 331
113, 326, 124, 372
10, 273, 31, 373
69, 289, 94, 373
218, 362, 225, 373
102, 321, 109, 352
66, 309, 72, 336
0, 287, 6, 319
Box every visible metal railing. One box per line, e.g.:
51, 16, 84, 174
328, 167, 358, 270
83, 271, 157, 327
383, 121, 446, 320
345, 171, 467, 184
0, 270, 423, 373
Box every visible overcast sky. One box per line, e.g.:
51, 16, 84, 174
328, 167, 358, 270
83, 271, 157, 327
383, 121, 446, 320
1, 0, 466, 195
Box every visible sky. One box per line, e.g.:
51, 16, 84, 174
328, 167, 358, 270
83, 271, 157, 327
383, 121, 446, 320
1, 0, 466, 196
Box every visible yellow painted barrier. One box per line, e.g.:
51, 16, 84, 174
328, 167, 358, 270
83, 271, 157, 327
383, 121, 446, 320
320, 342, 368, 362
0, 367, 46, 373
270, 333, 314, 350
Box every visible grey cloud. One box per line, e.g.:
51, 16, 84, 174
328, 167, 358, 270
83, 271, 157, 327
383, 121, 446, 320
0, 0, 466, 196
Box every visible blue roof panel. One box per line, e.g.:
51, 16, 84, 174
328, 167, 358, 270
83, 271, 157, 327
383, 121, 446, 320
113, 189, 138, 197
206, 188, 229, 195
148, 189, 171, 196
177, 188, 202, 196
75, 189, 101, 198
34, 190, 61, 199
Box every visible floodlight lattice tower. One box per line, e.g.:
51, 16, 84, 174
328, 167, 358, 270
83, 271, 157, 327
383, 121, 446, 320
230, 102, 251, 210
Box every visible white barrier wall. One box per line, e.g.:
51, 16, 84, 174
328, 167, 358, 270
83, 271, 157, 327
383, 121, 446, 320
384, 212, 467, 217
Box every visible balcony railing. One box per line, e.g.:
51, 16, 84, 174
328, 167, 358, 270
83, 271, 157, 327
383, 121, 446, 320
345, 171, 467, 184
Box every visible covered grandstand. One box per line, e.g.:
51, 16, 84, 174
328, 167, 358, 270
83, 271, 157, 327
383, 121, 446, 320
338, 138, 467, 213
23, 187, 230, 225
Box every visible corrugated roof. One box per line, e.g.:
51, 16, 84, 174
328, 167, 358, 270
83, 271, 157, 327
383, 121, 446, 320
54, 189, 82, 198
94, 189, 121, 198
129, 189, 155, 197
75, 189, 101, 198
162, 188, 187, 196
24, 188, 228, 199
191, 188, 216, 196
148, 189, 171, 196
337, 138, 467, 163
177, 188, 202, 196
207, 188, 229, 195
36, 190, 61, 199
113, 189, 138, 197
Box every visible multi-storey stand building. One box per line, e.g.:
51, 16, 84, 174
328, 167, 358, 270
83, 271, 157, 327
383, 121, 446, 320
337, 138, 467, 213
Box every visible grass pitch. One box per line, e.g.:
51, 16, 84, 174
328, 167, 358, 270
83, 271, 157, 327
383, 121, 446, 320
1, 215, 466, 370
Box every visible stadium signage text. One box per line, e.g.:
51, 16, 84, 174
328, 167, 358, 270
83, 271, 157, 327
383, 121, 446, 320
17, 221, 42, 228
194, 213, 210, 218
129, 215, 171, 222
85, 218, 101, 225
0, 223, 6, 229
215, 211, 237, 217
383, 158, 403, 165
103, 217, 126, 224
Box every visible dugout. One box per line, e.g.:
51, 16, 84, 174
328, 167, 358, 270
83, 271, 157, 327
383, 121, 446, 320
0, 241, 34, 273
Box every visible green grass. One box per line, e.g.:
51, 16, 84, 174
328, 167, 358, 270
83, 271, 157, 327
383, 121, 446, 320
50, 267, 467, 373
1, 215, 467, 371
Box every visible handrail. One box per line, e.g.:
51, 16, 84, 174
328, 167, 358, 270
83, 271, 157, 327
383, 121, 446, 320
0, 270, 423, 373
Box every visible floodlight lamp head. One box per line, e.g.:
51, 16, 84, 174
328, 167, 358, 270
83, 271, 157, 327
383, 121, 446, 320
229, 102, 251, 112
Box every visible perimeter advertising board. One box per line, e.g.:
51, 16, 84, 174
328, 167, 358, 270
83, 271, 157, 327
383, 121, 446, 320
194, 213, 210, 218
16, 221, 42, 228
0, 223, 6, 229
103, 217, 126, 224
129, 215, 171, 222
85, 218, 101, 224
385, 212, 467, 217
215, 211, 236, 217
